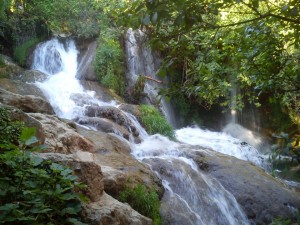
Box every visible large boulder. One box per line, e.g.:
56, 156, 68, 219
13, 69, 49, 83
0, 78, 46, 99
85, 106, 139, 138
37, 152, 104, 202
24, 113, 95, 154
82, 193, 153, 225
186, 147, 300, 225
76, 117, 132, 141
76, 126, 164, 198
80, 80, 124, 103
0, 88, 54, 114
0, 54, 24, 79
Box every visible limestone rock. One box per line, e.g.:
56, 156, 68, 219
0, 54, 24, 79
118, 104, 141, 120
83, 193, 153, 225
0, 78, 46, 99
13, 69, 48, 83
37, 152, 104, 202
26, 113, 94, 154
188, 148, 300, 225
77, 117, 132, 141
85, 106, 139, 138
0, 88, 54, 114
76, 126, 164, 198
80, 80, 124, 103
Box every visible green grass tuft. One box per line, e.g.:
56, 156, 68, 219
119, 184, 162, 225
140, 104, 175, 139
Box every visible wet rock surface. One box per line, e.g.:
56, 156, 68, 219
13, 69, 48, 83
0, 78, 46, 99
0, 88, 54, 114
83, 193, 153, 225
76, 126, 164, 198
187, 147, 300, 225
27, 113, 95, 153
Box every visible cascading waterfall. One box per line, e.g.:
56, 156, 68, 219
125, 28, 177, 127
133, 135, 249, 225
32, 37, 253, 225
32, 38, 115, 120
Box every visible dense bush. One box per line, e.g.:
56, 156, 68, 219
94, 26, 125, 96
13, 37, 40, 66
0, 108, 24, 145
140, 104, 175, 139
119, 184, 162, 225
0, 108, 86, 225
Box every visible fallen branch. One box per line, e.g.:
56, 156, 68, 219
144, 76, 163, 84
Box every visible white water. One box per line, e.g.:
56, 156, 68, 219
176, 126, 269, 170
133, 135, 250, 225
32, 38, 116, 119
32, 38, 252, 225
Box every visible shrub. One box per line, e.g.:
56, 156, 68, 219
140, 104, 175, 139
119, 184, 162, 225
13, 37, 40, 66
0, 109, 86, 225
94, 26, 125, 96
0, 107, 24, 145
0, 55, 5, 68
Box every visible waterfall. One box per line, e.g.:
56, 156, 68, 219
32, 37, 251, 225
133, 135, 250, 225
125, 28, 177, 127
32, 38, 116, 120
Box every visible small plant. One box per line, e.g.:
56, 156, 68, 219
0, 107, 24, 145
269, 212, 300, 225
13, 37, 40, 66
119, 184, 162, 225
140, 104, 175, 139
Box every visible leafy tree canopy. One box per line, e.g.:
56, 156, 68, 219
119, 0, 300, 124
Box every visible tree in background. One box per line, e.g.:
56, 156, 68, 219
119, 0, 300, 123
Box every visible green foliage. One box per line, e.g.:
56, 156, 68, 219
0, 107, 24, 145
0, 55, 5, 68
0, 108, 86, 225
13, 37, 40, 66
270, 212, 300, 225
119, 184, 162, 225
94, 26, 125, 95
140, 104, 175, 139
30, 0, 100, 38
120, 0, 300, 121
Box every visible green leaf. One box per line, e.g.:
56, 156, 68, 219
31, 156, 43, 166
19, 127, 37, 145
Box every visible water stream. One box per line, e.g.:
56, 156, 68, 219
31, 37, 259, 225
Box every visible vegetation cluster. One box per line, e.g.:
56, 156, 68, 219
0, 107, 86, 225
118, 184, 162, 225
